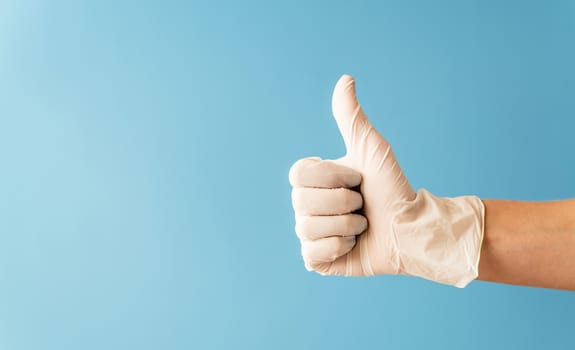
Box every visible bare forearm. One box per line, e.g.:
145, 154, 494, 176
477, 199, 575, 290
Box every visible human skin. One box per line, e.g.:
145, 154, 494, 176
291, 74, 574, 291
478, 199, 575, 291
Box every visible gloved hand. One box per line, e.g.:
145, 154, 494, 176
289, 75, 484, 287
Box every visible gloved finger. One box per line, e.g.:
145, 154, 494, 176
301, 236, 356, 264
306, 254, 349, 276
289, 157, 361, 188
331, 74, 388, 159
295, 214, 367, 240
292, 187, 363, 215
308, 235, 376, 276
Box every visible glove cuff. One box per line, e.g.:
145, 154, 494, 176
391, 189, 485, 287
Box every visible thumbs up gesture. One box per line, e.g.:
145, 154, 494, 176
289, 75, 485, 287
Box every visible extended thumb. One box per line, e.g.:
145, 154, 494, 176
331, 74, 372, 154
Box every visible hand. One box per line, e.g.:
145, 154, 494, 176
289, 75, 484, 287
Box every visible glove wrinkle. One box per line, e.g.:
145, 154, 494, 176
290, 74, 485, 288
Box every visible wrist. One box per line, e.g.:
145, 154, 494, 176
391, 189, 485, 287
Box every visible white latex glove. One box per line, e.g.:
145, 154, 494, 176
289, 75, 484, 287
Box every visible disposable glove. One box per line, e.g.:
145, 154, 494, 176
289, 75, 484, 287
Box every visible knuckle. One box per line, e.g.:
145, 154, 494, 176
294, 216, 311, 239
289, 157, 320, 187
301, 241, 314, 263
291, 188, 305, 211
288, 159, 306, 186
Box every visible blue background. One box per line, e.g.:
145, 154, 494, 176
1, 1, 574, 349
